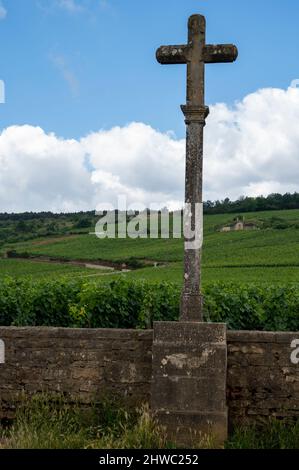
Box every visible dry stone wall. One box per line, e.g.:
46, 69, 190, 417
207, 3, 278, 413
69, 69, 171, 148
0, 327, 152, 418
0, 326, 298, 428
227, 331, 299, 426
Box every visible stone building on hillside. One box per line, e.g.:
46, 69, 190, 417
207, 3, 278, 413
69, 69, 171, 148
220, 217, 257, 232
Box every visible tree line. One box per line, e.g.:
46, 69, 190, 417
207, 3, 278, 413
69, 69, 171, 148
0, 193, 298, 222
203, 193, 299, 214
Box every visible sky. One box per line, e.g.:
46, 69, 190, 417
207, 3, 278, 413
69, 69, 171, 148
0, 0, 299, 212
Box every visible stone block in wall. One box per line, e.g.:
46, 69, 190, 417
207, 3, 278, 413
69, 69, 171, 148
151, 321, 227, 447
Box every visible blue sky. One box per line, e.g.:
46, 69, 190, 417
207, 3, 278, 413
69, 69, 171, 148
1, 0, 299, 212
1, 0, 299, 139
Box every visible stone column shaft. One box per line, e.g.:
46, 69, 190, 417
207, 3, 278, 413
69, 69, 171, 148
180, 105, 209, 321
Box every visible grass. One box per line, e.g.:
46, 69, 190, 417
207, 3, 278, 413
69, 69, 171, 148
0, 259, 102, 280
0, 395, 298, 449
0, 396, 170, 450
226, 420, 299, 449
2, 259, 299, 285
106, 263, 299, 285
12, 236, 184, 263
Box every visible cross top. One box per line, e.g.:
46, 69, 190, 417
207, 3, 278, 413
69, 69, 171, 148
156, 14, 238, 108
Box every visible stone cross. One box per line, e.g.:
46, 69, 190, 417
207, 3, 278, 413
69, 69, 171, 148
156, 14, 237, 321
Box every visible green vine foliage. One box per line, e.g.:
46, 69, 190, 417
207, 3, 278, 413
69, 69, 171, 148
0, 277, 298, 331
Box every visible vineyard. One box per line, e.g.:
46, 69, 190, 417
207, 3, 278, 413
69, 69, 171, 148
1, 208, 298, 285
0, 208, 298, 330
0, 277, 298, 331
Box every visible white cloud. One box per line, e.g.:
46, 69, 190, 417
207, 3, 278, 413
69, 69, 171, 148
0, 123, 184, 212
0, 126, 92, 212
82, 123, 185, 210
50, 54, 79, 96
1, 84, 299, 212
37, 0, 111, 19
0, 1, 7, 20
56, 0, 84, 13
204, 85, 299, 201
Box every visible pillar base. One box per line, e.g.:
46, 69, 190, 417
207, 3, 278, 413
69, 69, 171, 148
151, 321, 227, 447
180, 292, 204, 321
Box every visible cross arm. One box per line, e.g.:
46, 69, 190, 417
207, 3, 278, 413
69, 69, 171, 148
203, 44, 238, 63
156, 45, 189, 64
156, 43, 238, 65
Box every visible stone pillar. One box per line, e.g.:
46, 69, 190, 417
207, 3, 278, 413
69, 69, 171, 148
151, 321, 228, 447
180, 105, 209, 322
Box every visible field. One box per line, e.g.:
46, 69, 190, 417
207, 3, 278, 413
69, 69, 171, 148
114, 264, 299, 285
3, 208, 299, 285
0, 259, 104, 280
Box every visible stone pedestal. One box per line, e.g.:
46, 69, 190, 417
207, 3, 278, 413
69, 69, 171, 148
151, 321, 227, 447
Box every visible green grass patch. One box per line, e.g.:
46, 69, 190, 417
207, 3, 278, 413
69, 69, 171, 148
105, 263, 299, 285
0, 395, 168, 450
11, 236, 184, 263
1, 395, 298, 449
226, 420, 299, 449
0, 259, 101, 280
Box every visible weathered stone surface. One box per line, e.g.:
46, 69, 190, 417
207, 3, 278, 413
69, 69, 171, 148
151, 375, 226, 411
156, 14, 238, 321
0, 327, 153, 417
153, 345, 226, 372
228, 330, 299, 344
1, 326, 299, 435
155, 410, 228, 447
227, 330, 299, 426
151, 322, 228, 446
154, 321, 226, 344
